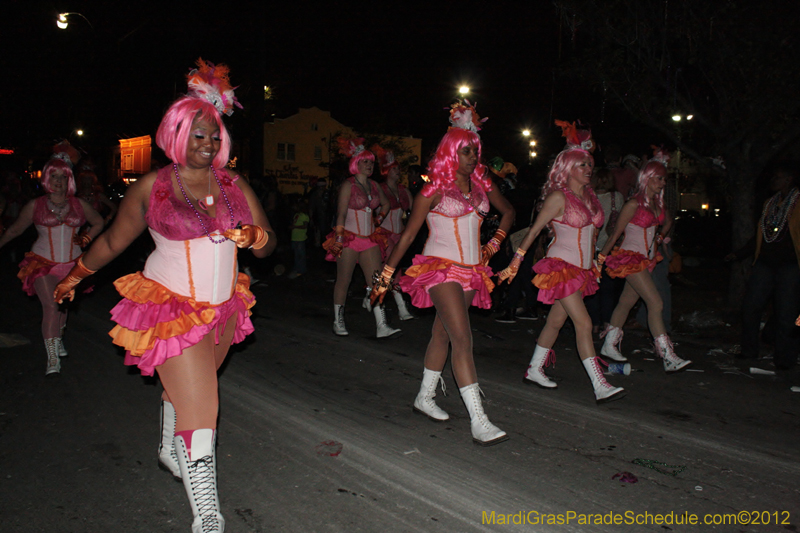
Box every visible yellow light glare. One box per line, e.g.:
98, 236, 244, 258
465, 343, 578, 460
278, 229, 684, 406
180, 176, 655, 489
57, 13, 68, 29
458, 86, 470, 95
522, 129, 531, 137
672, 115, 682, 122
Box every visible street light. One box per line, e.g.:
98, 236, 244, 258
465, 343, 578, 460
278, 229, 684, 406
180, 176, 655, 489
522, 129, 531, 137
458, 85, 470, 95
56, 12, 94, 30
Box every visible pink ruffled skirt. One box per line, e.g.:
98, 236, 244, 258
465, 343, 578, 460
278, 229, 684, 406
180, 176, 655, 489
604, 248, 662, 278
109, 272, 256, 376
398, 255, 495, 309
533, 257, 599, 304
322, 229, 379, 261
17, 252, 75, 296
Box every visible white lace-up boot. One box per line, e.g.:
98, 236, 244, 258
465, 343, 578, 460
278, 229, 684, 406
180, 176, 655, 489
524, 345, 557, 388
582, 357, 626, 403
599, 325, 627, 362
393, 289, 414, 321
362, 287, 372, 312
55, 337, 68, 357
45, 338, 61, 375
459, 383, 508, 446
175, 429, 225, 533
373, 305, 400, 338
413, 368, 449, 421
158, 401, 181, 480
654, 334, 691, 373
333, 305, 348, 336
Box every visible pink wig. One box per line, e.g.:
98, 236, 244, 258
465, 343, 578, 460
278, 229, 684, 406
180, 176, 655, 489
540, 149, 597, 212
156, 96, 231, 169
348, 149, 375, 176
422, 128, 491, 197
42, 158, 76, 196
633, 160, 666, 211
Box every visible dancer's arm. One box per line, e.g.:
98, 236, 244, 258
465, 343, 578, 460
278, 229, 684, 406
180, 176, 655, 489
228, 172, 277, 258
598, 198, 637, 257
0, 199, 34, 249
76, 199, 105, 245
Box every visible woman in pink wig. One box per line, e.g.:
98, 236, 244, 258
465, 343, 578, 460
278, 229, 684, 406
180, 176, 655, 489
54, 59, 276, 533
371, 101, 515, 446
322, 138, 400, 338
372, 144, 415, 320
598, 148, 691, 372
0, 143, 104, 375
498, 121, 625, 403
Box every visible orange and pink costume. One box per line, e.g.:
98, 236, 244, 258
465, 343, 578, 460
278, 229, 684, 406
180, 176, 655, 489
604, 198, 664, 278
399, 178, 494, 309
373, 182, 411, 260
17, 196, 86, 295
533, 189, 603, 304
109, 166, 255, 376
323, 177, 382, 260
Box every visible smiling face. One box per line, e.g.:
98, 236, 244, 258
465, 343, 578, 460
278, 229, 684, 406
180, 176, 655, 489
48, 169, 70, 195
386, 166, 400, 182
456, 144, 479, 178
567, 153, 594, 186
357, 158, 374, 177
184, 116, 221, 170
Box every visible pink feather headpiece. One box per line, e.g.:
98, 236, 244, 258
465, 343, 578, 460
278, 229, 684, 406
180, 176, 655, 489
370, 144, 398, 175
51, 140, 80, 167
337, 137, 366, 158
555, 120, 595, 153
447, 99, 487, 133
186, 58, 243, 117
650, 145, 671, 166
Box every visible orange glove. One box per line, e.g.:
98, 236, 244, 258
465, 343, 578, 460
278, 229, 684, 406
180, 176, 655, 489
329, 225, 345, 259
481, 229, 507, 265
597, 253, 606, 266
223, 225, 268, 249
370, 265, 395, 305
54, 257, 97, 303
796, 314, 800, 327
497, 248, 525, 285
73, 231, 92, 248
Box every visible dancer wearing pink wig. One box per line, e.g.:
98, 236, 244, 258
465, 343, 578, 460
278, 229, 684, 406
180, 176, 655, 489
323, 138, 400, 338
54, 59, 275, 533
599, 148, 691, 373
371, 101, 515, 446
498, 121, 625, 403
0, 143, 104, 375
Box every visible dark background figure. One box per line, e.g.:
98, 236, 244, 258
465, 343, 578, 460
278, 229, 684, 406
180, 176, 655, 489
727, 163, 800, 370
308, 177, 330, 248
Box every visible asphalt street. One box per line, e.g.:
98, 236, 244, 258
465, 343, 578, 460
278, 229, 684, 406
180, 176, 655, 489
1, 254, 799, 532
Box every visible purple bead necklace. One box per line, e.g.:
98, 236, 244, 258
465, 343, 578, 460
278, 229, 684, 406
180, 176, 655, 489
173, 163, 234, 244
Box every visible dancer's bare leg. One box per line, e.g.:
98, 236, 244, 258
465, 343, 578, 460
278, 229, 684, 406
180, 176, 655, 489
609, 280, 641, 328
333, 247, 358, 305
556, 292, 597, 361
357, 246, 382, 289
34, 274, 64, 339
427, 282, 476, 387
622, 271, 666, 337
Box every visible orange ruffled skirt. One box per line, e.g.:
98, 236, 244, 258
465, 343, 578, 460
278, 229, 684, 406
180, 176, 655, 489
109, 272, 255, 376
17, 252, 76, 296
604, 248, 662, 278
533, 257, 599, 304
322, 228, 380, 261
398, 255, 495, 309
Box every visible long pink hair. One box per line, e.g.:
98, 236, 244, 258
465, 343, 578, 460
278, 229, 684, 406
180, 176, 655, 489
540, 149, 598, 213
156, 96, 231, 169
632, 160, 666, 212
348, 149, 375, 176
422, 128, 492, 197
42, 158, 76, 196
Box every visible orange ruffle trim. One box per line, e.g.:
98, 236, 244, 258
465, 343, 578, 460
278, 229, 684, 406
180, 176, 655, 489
109, 272, 254, 357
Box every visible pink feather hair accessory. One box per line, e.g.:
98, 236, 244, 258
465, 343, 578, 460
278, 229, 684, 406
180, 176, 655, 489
650, 145, 671, 165
555, 119, 595, 153
447, 99, 487, 133
370, 144, 398, 175
337, 137, 365, 157
52, 140, 80, 167
186, 58, 243, 116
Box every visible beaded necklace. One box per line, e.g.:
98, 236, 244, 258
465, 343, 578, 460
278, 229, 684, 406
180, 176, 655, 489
761, 187, 799, 243
173, 163, 234, 244
459, 178, 488, 218
354, 177, 373, 213
47, 195, 69, 223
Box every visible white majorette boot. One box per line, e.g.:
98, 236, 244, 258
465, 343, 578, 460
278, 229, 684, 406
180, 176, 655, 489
44, 338, 61, 376
175, 429, 225, 533
413, 368, 449, 421
362, 287, 372, 312
158, 400, 181, 480
582, 357, 626, 403
599, 325, 627, 362
524, 345, 557, 388
373, 305, 400, 338
333, 304, 348, 336
393, 289, 415, 321
55, 338, 68, 357
459, 383, 508, 446
654, 334, 691, 373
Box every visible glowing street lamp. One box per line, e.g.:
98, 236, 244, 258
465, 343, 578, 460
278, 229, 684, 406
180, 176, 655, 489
76, 129, 84, 136
522, 129, 531, 137
56, 12, 94, 30
458, 85, 470, 95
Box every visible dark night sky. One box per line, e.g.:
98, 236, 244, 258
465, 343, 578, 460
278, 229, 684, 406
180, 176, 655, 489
1, 1, 656, 171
